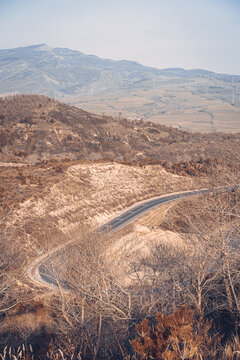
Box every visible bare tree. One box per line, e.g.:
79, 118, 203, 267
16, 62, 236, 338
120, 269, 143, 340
0, 211, 26, 317
48, 230, 135, 359
128, 189, 240, 334
47, 188, 240, 358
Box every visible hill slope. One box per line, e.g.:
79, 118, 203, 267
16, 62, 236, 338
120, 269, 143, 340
0, 94, 239, 164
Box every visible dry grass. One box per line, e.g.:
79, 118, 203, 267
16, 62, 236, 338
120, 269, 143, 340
64, 85, 240, 133
1, 94, 240, 165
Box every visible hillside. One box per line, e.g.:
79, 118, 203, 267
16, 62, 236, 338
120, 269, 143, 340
0, 94, 240, 358
0, 94, 240, 165
1, 45, 240, 132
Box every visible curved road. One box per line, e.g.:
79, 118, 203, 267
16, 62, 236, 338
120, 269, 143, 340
28, 188, 213, 289
99, 189, 210, 233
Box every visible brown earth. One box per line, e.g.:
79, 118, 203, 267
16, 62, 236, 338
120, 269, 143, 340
0, 93, 240, 356
1, 162, 194, 264
1, 94, 240, 165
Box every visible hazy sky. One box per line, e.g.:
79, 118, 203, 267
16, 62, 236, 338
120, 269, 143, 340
0, 0, 240, 74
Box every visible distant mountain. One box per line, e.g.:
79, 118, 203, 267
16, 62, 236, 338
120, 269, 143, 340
0, 44, 239, 98
1, 45, 240, 133
0, 44, 159, 97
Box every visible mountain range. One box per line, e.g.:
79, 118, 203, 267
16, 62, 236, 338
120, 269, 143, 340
0, 44, 240, 132
0, 44, 239, 97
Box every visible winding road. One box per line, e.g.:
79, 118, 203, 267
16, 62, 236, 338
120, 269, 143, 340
28, 188, 213, 289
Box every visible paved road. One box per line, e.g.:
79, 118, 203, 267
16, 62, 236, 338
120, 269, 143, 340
33, 189, 211, 289
99, 189, 209, 233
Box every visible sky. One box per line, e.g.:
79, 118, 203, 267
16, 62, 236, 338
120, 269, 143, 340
0, 0, 240, 74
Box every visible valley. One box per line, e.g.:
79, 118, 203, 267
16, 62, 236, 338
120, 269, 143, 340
65, 79, 240, 132
1, 44, 240, 132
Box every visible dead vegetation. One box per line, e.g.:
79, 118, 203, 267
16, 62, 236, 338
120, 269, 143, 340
0, 94, 240, 358
0, 183, 240, 358
47, 189, 239, 359
0, 188, 238, 359
1, 94, 240, 165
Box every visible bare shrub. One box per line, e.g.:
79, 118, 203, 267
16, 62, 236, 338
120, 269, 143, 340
131, 305, 209, 360
48, 230, 133, 359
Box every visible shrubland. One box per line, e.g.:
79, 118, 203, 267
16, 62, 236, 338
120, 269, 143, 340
0, 94, 240, 358
1, 94, 240, 164
0, 170, 239, 358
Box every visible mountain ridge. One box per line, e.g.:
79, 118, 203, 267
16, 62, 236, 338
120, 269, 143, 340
1, 45, 240, 133
1, 44, 237, 76
1, 44, 239, 99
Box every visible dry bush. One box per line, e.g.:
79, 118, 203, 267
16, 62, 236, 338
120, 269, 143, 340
131, 307, 240, 360
223, 335, 240, 359
36, 188, 239, 358
0, 227, 23, 315
1, 94, 240, 165
131, 305, 209, 360
123, 189, 240, 356
47, 231, 133, 359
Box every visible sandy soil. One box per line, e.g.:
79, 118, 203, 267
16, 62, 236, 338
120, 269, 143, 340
106, 203, 186, 285
4, 162, 195, 268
